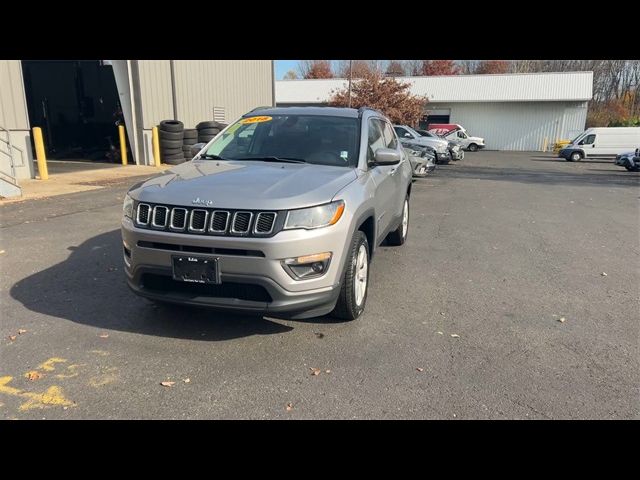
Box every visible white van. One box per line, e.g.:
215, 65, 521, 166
559, 127, 640, 161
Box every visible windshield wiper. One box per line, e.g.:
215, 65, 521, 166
200, 154, 226, 160
233, 156, 306, 164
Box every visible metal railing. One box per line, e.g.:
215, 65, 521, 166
0, 124, 26, 184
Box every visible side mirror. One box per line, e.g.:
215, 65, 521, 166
190, 142, 207, 158
374, 148, 401, 165
404, 133, 412, 138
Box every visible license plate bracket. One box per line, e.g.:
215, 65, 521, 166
172, 255, 220, 284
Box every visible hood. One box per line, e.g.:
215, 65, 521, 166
408, 136, 448, 149
129, 159, 357, 210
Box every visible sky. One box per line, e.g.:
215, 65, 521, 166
275, 60, 300, 79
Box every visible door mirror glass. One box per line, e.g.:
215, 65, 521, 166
404, 132, 412, 138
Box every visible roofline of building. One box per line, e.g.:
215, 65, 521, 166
277, 71, 594, 82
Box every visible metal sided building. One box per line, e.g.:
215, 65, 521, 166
275, 72, 593, 151
1, 60, 274, 196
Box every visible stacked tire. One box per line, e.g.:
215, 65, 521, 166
196, 121, 226, 144
158, 120, 185, 165
182, 129, 198, 159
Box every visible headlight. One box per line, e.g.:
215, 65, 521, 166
123, 194, 134, 219
436, 144, 447, 153
284, 200, 345, 230
410, 149, 422, 156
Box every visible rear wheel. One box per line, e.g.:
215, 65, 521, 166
386, 197, 409, 246
332, 231, 369, 321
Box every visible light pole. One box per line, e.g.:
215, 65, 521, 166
348, 60, 353, 108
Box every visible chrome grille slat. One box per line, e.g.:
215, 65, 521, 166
209, 210, 230, 233
231, 211, 252, 234
188, 209, 208, 232
254, 212, 276, 234
170, 208, 187, 230
152, 206, 168, 227
136, 204, 150, 225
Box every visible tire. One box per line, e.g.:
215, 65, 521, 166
468, 143, 478, 152
160, 147, 183, 156
163, 153, 185, 164
159, 120, 184, 132
159, 139, 183, 149
386, 196, 409, 246
197, 127, 221, 136
196, 121, 224, 130
198, 135, 215, 143
568, 151, 582, 162
331, 231, 370, 321
183, 139, 198, 146
182, 129, 198, 139
158, 130, 184, 141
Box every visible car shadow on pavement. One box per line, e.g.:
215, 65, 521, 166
10, 229, 295, 341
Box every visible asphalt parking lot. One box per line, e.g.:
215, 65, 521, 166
1, 152, 638, 419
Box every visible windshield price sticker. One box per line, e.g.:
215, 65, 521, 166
240, 116, 272, 124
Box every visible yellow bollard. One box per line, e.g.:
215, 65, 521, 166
32, 127, 49, 180
152, 127, 161, 167
118, 124, 128, 165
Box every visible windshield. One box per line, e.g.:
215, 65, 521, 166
203, 114, 360, 167
404, 126, 422, 138
570, 133, 584, 144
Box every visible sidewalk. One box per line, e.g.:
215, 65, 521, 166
1, 161, 163, 203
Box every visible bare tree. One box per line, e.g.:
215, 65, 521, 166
297, 60, 334, 79
283, 70, 298, 80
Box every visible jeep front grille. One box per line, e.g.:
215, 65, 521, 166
254, 212, 276, 234
231, 212, 252, 234
134, 203, 279, 237
170, 208, 187, 230
209, 211, 229, 233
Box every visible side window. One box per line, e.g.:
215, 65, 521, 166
382, 122, 398, 149
367, 119, 386, 163
394, 126, 410, 139
582, 134, 596, 145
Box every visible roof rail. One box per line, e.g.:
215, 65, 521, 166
357, 106, 384, 117
248, 106, 273, 113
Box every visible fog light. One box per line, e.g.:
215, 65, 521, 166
282, 252, 332, 280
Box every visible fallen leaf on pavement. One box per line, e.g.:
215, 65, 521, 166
286, 402, 293, 411
325, 369, 331, 374
0, 250, 5, 254
416, 367, 424, 372
439, 312, 445, 316
27, 371, 42, 381
160, 381, 175, 387
310, 368, 321, 376
17, 329, 27, 334
601, 272, 607, 276
451, 334, 460, 338
99, 333, 109, 338
314, 332, 325, 339
558, 317, 566, 323
183, 378, 191, 383
436, 331, 443, 335
8, 335, 16, 341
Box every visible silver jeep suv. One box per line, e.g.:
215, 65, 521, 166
122, 107, 412, 320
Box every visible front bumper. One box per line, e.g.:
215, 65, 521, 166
450, 149, 464, 160
121, 216, 350, 319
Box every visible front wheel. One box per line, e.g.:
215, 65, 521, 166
386, 197, 409, 246
468, 143, 478, 152
332, 231, 370, 321
567, 151, 582, 162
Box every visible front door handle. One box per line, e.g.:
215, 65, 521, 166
388, 168, 397, 175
